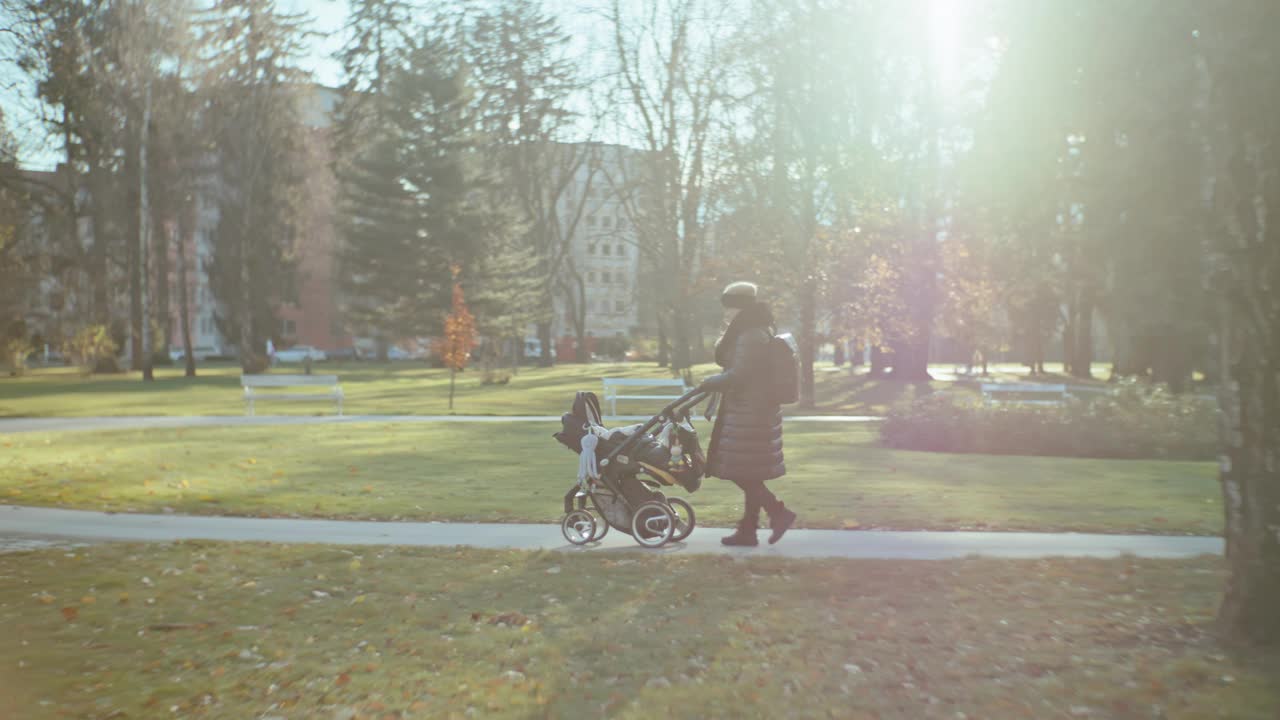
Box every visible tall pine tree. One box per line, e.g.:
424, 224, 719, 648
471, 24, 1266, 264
201, 0, 310, 371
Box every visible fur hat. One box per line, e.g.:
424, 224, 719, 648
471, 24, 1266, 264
720, 281, 759, 310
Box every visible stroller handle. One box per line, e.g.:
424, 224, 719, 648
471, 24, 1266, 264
602, 387, 709, 464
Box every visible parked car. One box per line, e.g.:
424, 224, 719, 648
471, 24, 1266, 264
387, 346, 426, 361
169, 346, 219, 362
327, 347, 363, 362
274, 345, 327, 363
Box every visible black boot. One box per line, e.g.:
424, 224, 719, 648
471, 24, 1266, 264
767, 506, 797, 545
721, 520, 758, 547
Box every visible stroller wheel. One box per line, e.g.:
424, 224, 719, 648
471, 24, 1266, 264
630, 501, 676, 548
666, 497, 696, 542
588, 509, 610, 541
561, 510, 596, 546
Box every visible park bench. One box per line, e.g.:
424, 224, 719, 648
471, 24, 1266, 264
242, 374, 343, 416
602, 377, 692, 417
980, 382, 1068, 407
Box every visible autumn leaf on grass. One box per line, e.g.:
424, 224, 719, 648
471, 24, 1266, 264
842, 519, 861, 530
80, 595, 96, 605
61, 606, 79, 622
348, 558, 362, 572
336, 672, 351, 687
35, 593, 55, 605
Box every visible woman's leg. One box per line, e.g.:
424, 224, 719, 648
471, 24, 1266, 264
723, 477, 762, 546
731, 478, 763, 528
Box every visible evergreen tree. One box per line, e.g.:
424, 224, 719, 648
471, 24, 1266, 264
201, 0, 311, 372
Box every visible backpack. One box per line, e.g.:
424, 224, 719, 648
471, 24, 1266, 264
769, 332, 800, 405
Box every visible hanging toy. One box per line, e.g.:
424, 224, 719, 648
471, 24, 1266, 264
578, 432, 600, 484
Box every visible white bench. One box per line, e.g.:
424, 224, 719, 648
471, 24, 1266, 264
981, 382, 1068, 407
242, 374, 343, 416
602, 377, 691, 416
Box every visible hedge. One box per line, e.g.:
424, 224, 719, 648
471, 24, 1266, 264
879, 383, 1218, 461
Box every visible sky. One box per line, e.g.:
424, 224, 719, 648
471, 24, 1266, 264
1, 0, 350, 170
2, 0, 981, 170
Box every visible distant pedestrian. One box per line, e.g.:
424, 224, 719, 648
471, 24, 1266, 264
699, 281, 796, 546
266, 338, 276, 367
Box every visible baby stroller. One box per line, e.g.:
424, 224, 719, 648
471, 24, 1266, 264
553, 388, 707, 548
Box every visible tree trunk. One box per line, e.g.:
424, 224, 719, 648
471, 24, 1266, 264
155, 202, 171, 352
869, 345, 890, 376
798, 279, 817, 409
833, 340, 846, 367
448, 367, 456, 410
176, 207, 196, 378
537, 320, 553, 367
1072, 291, 1094, 379
139, 82, 154, 383
669, 306, 693, 381
1062, 303, 1077, 378
86, 158, 112, 328
126, 143, 142, 372
1216, 314, 1280, 645
657, 315, 670, 368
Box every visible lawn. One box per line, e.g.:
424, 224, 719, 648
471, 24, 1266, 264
0, 422, 1222, 534
0, 360, 958, 418
1, 542, 1275, 719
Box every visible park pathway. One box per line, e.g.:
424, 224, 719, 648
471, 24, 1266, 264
0, 505, 1221, 560
0, 414, 880, 434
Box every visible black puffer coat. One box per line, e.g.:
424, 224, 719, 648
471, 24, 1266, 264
702, 304, 785, 482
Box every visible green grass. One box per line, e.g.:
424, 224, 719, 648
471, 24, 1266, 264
0, 422, 1221, 534
0, 360, 969, 418
2, 542, 1275, 719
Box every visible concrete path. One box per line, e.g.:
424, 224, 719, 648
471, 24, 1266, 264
0, 414, 881, 434
0, 505, 1221, 560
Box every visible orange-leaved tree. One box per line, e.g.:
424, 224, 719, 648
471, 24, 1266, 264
440, 267, 477, 410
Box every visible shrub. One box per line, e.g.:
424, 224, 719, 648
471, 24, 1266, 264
4, 338, 31, 376
63, 325, 119, 376
879, 382, 1217, 460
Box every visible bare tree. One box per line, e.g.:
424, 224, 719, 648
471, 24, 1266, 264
603, 0, 739, 379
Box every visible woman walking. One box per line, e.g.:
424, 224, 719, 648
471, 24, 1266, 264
699, 281, 796, 546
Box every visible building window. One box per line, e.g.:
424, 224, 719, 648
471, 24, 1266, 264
587, 215, 596, 227
618, 217, 628, 230
602, 300, 611, 313
616, 244, 626, 257
615, 300, 625, 313
588, 271, 596, 282
602, 244, 612, 256
602, 271, 611, 283
588, 244, 596, 255
602, 217, 613, 229
282, 319, 297, 336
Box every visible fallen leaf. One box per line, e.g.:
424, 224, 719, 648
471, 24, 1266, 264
336, 673, 351, 687
80, 595, 96, 605
842, 519, 861, 530
348, 559, 362, 571
36, 593, 55, 605
60, 606, 79, 622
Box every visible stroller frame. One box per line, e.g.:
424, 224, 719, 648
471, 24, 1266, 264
561, 388, 708, 548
